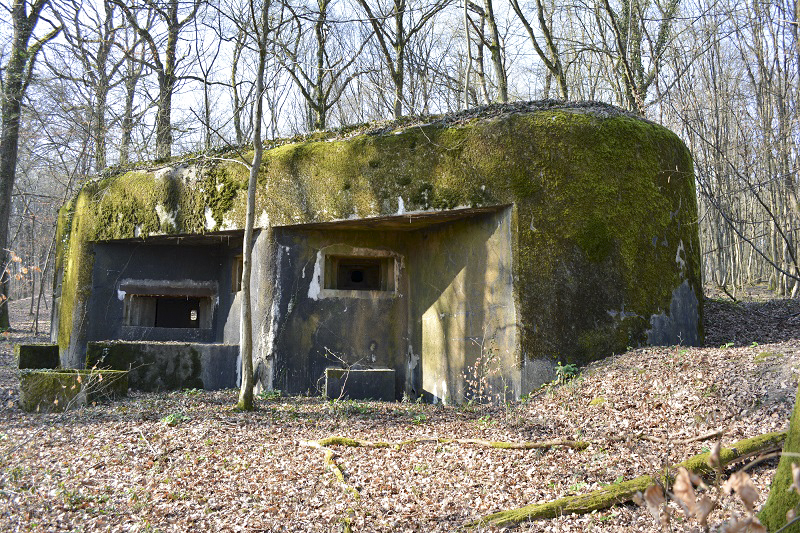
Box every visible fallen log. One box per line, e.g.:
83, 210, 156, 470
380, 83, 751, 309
469, 430, 787, 529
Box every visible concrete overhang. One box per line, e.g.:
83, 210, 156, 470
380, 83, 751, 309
93, 229, 246, 246
274, 204, 512, 232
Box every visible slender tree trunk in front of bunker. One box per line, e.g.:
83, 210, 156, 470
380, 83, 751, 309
237, 0, 270, 411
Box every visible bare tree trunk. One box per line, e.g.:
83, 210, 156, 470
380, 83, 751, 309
203, 80, 212, 150
231, 29, 246, 145
33, 229, 56, 336
463, 0, 472, 109
0, 0, 60, 330
115, 0, 201, 160
238, 0, 271, 411
509, 0, 568, 99
481, 0, 506, 102
392, 0, 405, 118
120, 68, 137, 165
28, 214, 35, 316
120, 29, 146, 165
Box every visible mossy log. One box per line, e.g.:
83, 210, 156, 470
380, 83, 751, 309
470, 430, 787, 528
759, 383, 800, 531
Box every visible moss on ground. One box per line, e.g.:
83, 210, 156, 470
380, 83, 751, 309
19, 369, 128, 412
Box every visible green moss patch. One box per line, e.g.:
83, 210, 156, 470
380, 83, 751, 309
19, 369, 128, 412
754, 351, 784, 363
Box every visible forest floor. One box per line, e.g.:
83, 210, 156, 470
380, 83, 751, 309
1, 290, 799, 532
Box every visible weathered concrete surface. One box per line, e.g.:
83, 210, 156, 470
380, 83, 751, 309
412, 208, 516, 404
81, 240, 233, 364
86, 341, 238, 391
325, 368, 396, 401
647, 280, 701, 346
271, 227, 410, 397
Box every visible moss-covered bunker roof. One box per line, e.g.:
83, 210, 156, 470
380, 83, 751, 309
95, 100, 646, 182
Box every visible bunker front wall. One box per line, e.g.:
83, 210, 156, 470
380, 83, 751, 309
53, 107, 702, 396
87, 242, 226, 345
270, 227, 411, 398
269, 208, 516, 402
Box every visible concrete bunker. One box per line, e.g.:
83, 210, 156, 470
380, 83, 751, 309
51, 103, 704, 402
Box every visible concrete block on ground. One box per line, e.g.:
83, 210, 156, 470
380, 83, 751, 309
86, 341, 238, 391
325, 368, 395, 401
19, 369, 128, 412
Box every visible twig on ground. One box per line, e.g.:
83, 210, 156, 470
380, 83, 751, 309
636, 428, 725, 445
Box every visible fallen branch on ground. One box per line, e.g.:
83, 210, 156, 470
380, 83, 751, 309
468, 430, 787, 528
299, 435, 590, 499
307, 435, 591, 451
636, 428, 725, 445
299, 439, 360, 499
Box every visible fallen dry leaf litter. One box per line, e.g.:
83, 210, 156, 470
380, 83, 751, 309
1, 291, 798, 532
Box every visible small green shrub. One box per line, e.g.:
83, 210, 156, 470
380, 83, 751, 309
555, 362, 579, 384
257, 389, 282, 401
162, 412, 190, 427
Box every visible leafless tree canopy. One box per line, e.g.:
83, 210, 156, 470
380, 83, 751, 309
1, 0, 799, 334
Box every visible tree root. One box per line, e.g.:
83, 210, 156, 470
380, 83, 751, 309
468, 430, 787, 528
